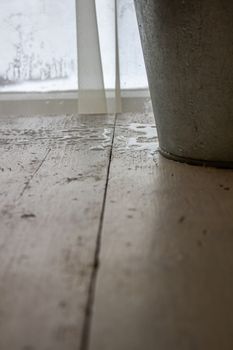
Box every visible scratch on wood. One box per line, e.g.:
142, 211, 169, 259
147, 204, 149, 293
18, 148, 51, 199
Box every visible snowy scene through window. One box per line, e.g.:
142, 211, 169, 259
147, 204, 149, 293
0, 0, 148, 93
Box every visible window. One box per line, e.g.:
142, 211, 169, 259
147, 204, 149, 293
0, 0, 148, 94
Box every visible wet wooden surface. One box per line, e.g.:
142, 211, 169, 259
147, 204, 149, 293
90, 113, 233, 350
1, 112, 233, 350
0, 113, 115, 350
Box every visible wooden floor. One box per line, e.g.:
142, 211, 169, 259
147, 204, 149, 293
1, 112, 233, 350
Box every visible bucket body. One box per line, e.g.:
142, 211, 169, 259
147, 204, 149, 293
134, 0, 233, 167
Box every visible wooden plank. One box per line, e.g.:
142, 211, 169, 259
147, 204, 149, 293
0, 114, 56, 208
90, 112, 233, 350
0, 113, 115, 350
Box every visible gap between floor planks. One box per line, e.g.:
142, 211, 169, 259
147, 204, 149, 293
2, 112, 233, 350
89, 113, 233, 350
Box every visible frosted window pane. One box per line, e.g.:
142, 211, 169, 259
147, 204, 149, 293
95, 0, 148, 90
118, 0, 148, 89
0, 0, 77, 92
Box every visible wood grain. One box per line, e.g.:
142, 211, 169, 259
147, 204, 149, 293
2, 111, 233, 350
0, 113, 115, 350
90, 112, 233, 350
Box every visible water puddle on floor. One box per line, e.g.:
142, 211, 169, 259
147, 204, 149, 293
89, 128, 113, 151
117, 123, 158, 157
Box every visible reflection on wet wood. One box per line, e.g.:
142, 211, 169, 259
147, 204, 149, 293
1, 112, 233, 350
90, 112, 233, 350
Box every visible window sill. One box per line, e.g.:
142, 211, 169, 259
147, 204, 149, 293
0, 89, 151, 116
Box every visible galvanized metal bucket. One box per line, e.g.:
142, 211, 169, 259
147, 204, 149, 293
134, 0, 233, 168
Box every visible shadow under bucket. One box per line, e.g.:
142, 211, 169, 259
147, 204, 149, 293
134, 0, 233, 168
